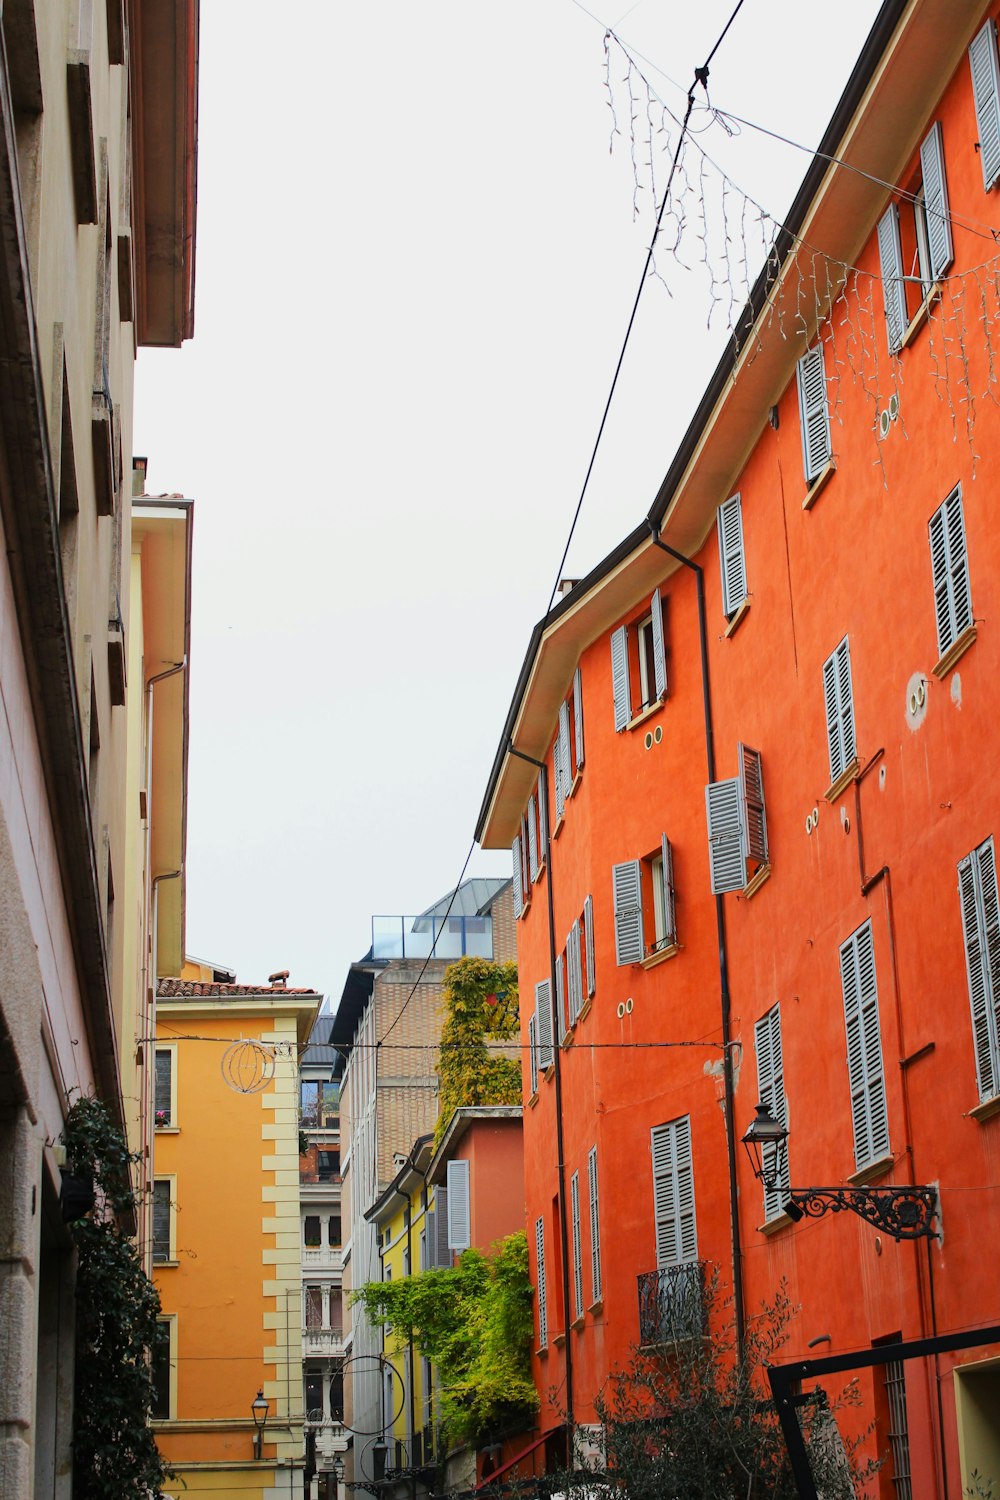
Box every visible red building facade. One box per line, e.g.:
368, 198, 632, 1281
478, 1, 1000, 1491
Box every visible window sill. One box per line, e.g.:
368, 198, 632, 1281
536, 1345, 549, 1359
933, 624, 977, 679
154, 1259, 179, 1269
552, 815, 565, 841
569, 769, 583, 799
560, 1031, 574, 1051
626, 699, 665, 733
899, 282, 941, 350
571, 1315, 585, 1332
588, 1298, 604, 1316
553, 1332, 566, 1349
527, 1091, 539, 1109
533, 859, 546, 885
576, 997, 593, 1024
724, 599, 750, 638
824, 758, 859, 804
543, 1065, 556, 1084
155, 1125, 180, 1135
849, 1154, 894, 1186
969, 1094, 1000, 1123
743, 864, 772, 900
802, 460, 836, 511
640, 942, 679, 971
758, 1209, 794, 1236
519, 895, 531, 919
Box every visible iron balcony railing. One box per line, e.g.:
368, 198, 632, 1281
371, 913, 493, 961
637, 1261, 707, 1345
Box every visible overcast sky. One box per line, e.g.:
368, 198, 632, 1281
133, 1, 884, 1008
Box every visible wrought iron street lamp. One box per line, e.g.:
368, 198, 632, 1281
740, 1103, 938, 1241
251, 1388, 269, 1460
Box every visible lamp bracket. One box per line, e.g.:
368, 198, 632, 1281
785, 1184, 937, 1241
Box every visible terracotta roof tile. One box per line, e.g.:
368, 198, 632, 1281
157, 979, 319, 999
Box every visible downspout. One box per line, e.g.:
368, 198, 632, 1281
647, 523, 746, 1362
508, 742, 575, 1443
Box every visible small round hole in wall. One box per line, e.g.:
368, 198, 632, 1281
644, 731, 653, 750
654, 725, 663, 744
879, 765, 887, 789
805, 814, 813, 836
616, 1002, 626, 1019
625, 996, 634, 1014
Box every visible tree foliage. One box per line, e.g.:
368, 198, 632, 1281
62, 1096, 170, 1499
435, 957, 520, 1142
352, 1231, 537, 1447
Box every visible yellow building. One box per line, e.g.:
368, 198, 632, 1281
152, 968, 321, 1499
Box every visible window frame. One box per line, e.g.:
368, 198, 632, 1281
150, 1314, 177, 1422
152, 1176, 175, 1265
612, 839, 677, 966
154, 1043, 177, 1129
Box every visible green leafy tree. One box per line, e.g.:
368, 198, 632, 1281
435, 957, 520, 1142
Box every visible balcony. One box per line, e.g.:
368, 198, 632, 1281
637, 1262, 707, 1346
305, 1416, 348, 1464
303, 1327, 343, 1357
302, 1245, 342, 1270
371, 913, 493, 961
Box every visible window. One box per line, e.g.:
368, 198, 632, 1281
958, 837, 1000, 1103
528, 1012, 539, 1095
303, 1215, 322, 1248
754, 1005, 789, 1222
564, 903, 593, 1028
570, 1171, 584, 1321
305, 1286, 323, 1329
535, 979, 554, 1071
796, 343, 831, 484
929, 485, 973, 662
317, 1150, 339, 1182
152, 1179, 173, 1264
535, 1216, 548, 1349
650, 1117, 697, 1269
610, 589, 666, 730
612, 836, 677, 965
329, 1214, 341, 1246
446, 1159, 470, 1251
823, 637, 856, 788
154, 1046, 174, 1128
554, 670, 585, 821
588, 1146, 602, 1304
841, 921, 889, 1171
151, 1318, 174, 1420
878, 123, 952, 352
882, 1358, 913, 1500
705, 745, 769, 895
717, 493, 747, 620
970, 18, 1000, 192
511, 825, 529, 919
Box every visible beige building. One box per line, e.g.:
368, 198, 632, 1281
0, 1, 197, 1495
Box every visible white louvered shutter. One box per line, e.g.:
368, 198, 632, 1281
929, 486, 972, 658
611, 625, 631, 731
537, 772, 548, 851
717, 494, 747, 619
660, 834, 676, 947
570, 1172, 583, 1320
554, 719, 567, 822
511, 835, 523, 919
823, 636, 856, 785
705, 777, 745, 895
588, 1146, 602, 1303
877, 204, 908, 354
738, 744, 769, 866
446, 1159, 471, 1251
528, 1011, 539, 1096
527, 795, 539, 883
567, 919, 582, 1025
612, 860, 644, 964
555, 953, 567, 1039
754, 1005, 789, 1222
558, 699, 573, 794
583, 894, 596, 998
920, 121, 953, 280
574, 667, 585, 770
970, 19, 1000, 191
536, 979, 554, 1069
535, 1217, 548, 1348
650, 589, 667, 701
958, 840, 1000, 1102
651, 1117, 697, 1268
796, 344, 831, 483
841, 922, 889, 1170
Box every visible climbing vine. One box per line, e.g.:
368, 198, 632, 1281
352, 1231, 537, 1447
62, 1096, 170, 1499
435, 957, 520, 1143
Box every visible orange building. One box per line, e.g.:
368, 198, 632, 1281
478, 1, 1000, 1492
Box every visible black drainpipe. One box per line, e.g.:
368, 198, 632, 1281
647, 522, 746, 1362
508, 741, 575, 1445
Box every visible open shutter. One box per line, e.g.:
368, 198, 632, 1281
559, 700, 573, 793
754, 1006, 789, 1221
567, 920, 582, 1025
823, 637, 855, 785
877, 204, 908, 353
650, 589, 667, 701
717, 494, 747, 619
841, 922, 889, 1170
651, 1117, 697, 1268
970, 19, 1000, 191
958, 842, 1000, 1102
446, 1159, 471, 1251
612, 859, 644, 964
511, 835, 523, 919
929, 486, 972, 658
537, 772, 548, 851
796, 344, 831, 483
554, 719, 567, 822
660, 834, 676, 947
574, 667, 585, 770
535, 1217, 548, 1348
527, 795, 539, 882
528, 1011, 539, 1095
738, 744, 768, 866
555, 953, 567, 1038
920, 121, 953, 279
611, 625, 631, 731
583, 894, 596, 998
588, 1146, 602, 1303
570, 1172, 583, 1319
433, 1187, 450, 1267
536, 979, 554, 1069
705, 777, 745, 895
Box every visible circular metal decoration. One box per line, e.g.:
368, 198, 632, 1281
340, 1354, 405, 1436
221, 1038, 275, 1094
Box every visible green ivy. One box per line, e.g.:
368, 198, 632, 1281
435, 957, 520, 1143
62, 1096, 170, 1499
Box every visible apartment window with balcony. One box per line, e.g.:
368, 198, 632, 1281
610, 589, 667, 731
305, 1286, 323, 1329
640, 1116, 703, 1343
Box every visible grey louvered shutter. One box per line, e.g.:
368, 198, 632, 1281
717, 494, 747, 619
660, 834, 676, 947
877, 204, 908, 354
527, 795, 539, 882
920, 121, 953, 280
446, 1159, 470, 1251
754, 1005, 789, 1222
554, 719, 567, 822
570, 1171, 583, 1319
555, 953, 567, 1038
433, 1188, 450, 1267
612, 859, 644, 964
424, 1210, 436, 1268
583, 894, 596, 998
796, 345, 831, 483
970, 19, 1000, 191
929, 486, 973, 658
650, 589, 667, 701
588, 1146, 602, 1302
823, 637, 856, 785
841, 922, 889, 1170
528, 1012, 539, 1095
574, 667, 585, 770
611, 625, 631, 731
536, 979, 554, 1069
737, 744, 768, 866
154, 1049, 172, 1122
705, 777, 745, 895
535, 1217, 548, 1348
651, 1117, 697, 1268
567, 920, 582, 1025
558, 700, 573, 794
511, 835, 523, 919
537, 772, 548, 851
958, 842, 1000, 1102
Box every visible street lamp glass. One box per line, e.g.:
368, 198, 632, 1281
740, 1101, 789, 1186
251, 1389, 270, 1429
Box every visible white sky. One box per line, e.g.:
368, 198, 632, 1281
134, 0, 884, 1008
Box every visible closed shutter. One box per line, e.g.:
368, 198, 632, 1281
660, 834, 676, 947
823, 636, 856, 785
970, 19, 1000, 191
958, 840, 1000, 1102
651, 1117, 697, 1268
152, 1181, 171, 1262
570, 1172, 583, 1320
611, 625, 631, 731
527, 795, 539, 882
154, 1049, 172, 1122
929, 486, 973, 658
559, 700, 573, 793
612, 859, 644, 964
754, 1005, 789, 1221
574, 667, 585, 770
535, 1217, 548, 1348
555, 952, 567, 1038
588, 1146, 602, 1303
433, 1188, 450, 1267
650, 589, 667, 701
511, 835, 523, 919
841, 922, 889, 1170
554, 718, 567, 822
738, 744, 768, 866
920, 121, 953, 279
536, 979, 554, 1069
705, 777, 745, 895
877, 204, 908, 353
567, 919, 582, 1025
583, 894, 596, 998
537, 772, 548, 851
446, 1159, 471, 1251
796, 344, 831, 483
528, 1011, 539, 1095
717, 494, 747, 619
